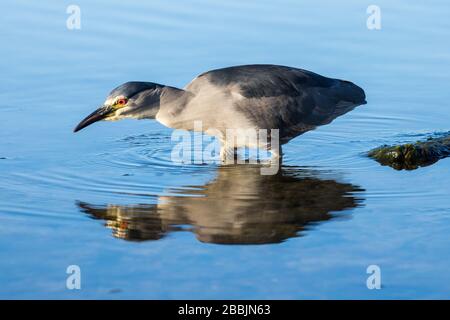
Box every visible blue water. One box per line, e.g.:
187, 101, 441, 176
1, 0, 450, 299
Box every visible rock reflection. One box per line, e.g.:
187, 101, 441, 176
78, 165, 364, 244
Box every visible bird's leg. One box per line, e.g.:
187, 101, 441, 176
220, 145, 236, 164
260, 142, 281, 175
271, 144, 282, 160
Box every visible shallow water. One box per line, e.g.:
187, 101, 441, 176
1, 0, 450, 298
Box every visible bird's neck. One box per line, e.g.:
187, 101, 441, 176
155, 86, 193, 127
161, 86, 192, 109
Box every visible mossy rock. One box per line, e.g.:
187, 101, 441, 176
368, 134, 450, 170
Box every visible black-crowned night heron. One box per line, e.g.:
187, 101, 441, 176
74, 64, 366, 160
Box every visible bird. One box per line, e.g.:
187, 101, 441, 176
74, 64, 366, 161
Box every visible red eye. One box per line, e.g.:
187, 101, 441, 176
117, 98, 127, 105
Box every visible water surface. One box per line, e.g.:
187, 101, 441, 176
1, 0, 450, 298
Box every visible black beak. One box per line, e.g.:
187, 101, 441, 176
73, 106, 112, 133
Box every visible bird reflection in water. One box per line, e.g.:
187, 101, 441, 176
78, 165, 364, 245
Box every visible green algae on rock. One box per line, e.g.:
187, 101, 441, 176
368, 133, 450, 170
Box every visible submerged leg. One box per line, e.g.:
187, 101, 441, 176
270, 144, 283, 162
259, 144, 281, 175
220, 145, 237, 164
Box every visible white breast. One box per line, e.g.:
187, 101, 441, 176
157, 79, 254, 136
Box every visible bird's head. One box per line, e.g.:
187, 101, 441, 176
74, 81, 163, 132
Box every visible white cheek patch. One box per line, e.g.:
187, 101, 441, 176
105, 107, 132, 121
104, 117, 120, 122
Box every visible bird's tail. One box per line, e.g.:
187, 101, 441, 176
336, 80, 367, 106
305, 79, 366, 129
327, 80, 366, 119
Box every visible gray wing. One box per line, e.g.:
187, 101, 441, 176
193, 64, 366, 142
